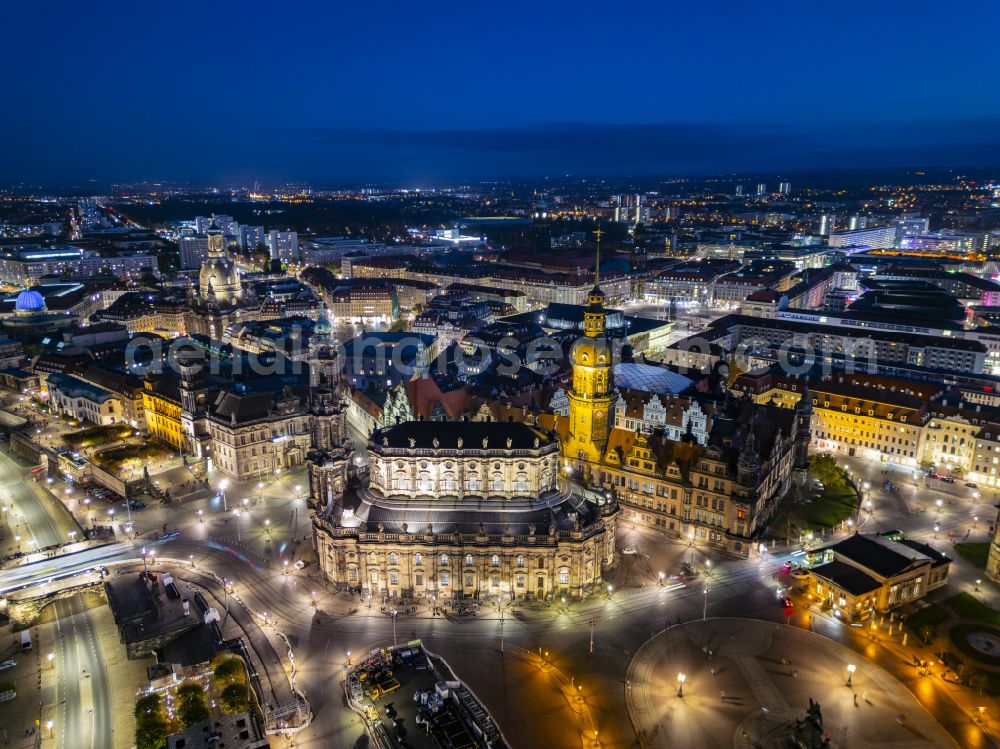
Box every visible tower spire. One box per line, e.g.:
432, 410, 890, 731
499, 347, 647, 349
593, 224, 603, 287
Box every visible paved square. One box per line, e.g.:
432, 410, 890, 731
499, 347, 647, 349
626, 618, 958, 748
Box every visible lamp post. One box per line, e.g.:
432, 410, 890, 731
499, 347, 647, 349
233, 510, 241, 542
141, 546, 148, 576
258, 482, 264, 503
936, 498, 942, 515
677, 672, 686, 698
197, 509, 203, 524
846, 663, 856, 687
703, 587, 709, 621
219, 480, 228, 512
975, 578, 981, 591
934, 523, 939, 539
265, 519, 271, 535
390, 608, 398, 647
973, 515, 979, 529
47, 652, 54, 670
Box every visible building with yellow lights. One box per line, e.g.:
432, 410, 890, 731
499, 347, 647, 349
735, 370, 1000, 481
142, 376, 184, 452
557, 277, 810, 557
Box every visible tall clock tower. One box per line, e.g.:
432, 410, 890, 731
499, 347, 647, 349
564, 230, 616, 468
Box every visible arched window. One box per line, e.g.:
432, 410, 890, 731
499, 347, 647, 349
489, 472, 504, 493
464, 554, 473, 566
442, 472, 457, 492
514, 473, 528, 492
466, 474, 481, 492
414, 553, 423, 566
539, 469, 551, 490
418, 472, 432, 492
393, 471, 408, 491
491, 554, 500, 567
440, 553, 449, 566
559, 568, 570, 584
389, 552, 398, 565
516, 555, 525, 567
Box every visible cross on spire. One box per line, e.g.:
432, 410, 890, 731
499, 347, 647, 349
592, 224, 603, 286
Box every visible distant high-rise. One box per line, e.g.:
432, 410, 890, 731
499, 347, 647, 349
778, 181, 791, 195
268, 230, 300, 262
179, 235, 210, 269
239, 225, 266, 252
756, 183, 767, 197
818, 214, 837, 236
735, 185, 744, 197
848, 215, 868, 231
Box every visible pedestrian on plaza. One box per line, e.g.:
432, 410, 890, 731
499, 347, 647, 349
853, 694, 858, 707
720, 690, 726, 702
863, 691, 869, 703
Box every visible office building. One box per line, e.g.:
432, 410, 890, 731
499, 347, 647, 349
178, 235, 210, 269
239, 225, 266, 252
828, 226, 897, 250
268, 230, 300, 262
756, 183, 767, 197
817, 214, 837, 236
778, 181, 791, 195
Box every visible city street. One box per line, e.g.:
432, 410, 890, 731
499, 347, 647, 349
2, 440, 998, 749
0, 444, 79, 557
52, 596, 112, 749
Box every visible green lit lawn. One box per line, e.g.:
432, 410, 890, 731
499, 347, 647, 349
953, 543, 990, 569
904, 604, 949, 636
944, 592, 1000, 626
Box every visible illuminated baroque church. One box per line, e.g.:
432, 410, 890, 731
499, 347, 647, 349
185, 223, 258, 339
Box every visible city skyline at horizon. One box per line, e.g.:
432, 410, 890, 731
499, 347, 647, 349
3, 0, 999, 184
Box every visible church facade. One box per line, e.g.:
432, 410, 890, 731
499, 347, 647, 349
311, 420, 617, 601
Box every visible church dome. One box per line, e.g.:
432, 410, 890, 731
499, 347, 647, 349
199, 255, 242, 303
15, 289, 46, 313
314, 308, 332, 336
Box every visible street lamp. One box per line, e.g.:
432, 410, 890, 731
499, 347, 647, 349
846, 663, 856, 687
658, 571, 666, 585
934, 523, 939, 539
975, 578, 982, 591
197, 509, 203, 523
606, 584, 613, 599
973, 515, 979, 529
46, 720, 54, 737
677, 672, 686, 698
390, 608, 398, 646
258, 482, 264, 502
47, 652, 54, 669
936, 498, 942, 514
265, 519, 271, 535
232, 509, 241, 542
703, 587, 709, 620
219, 480, 228, 512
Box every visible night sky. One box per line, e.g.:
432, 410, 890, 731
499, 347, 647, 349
4, 0, 999, 185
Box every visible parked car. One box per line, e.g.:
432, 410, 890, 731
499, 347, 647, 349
941, 476, 955, 484
780, 596, 794, 609
965, 482, 978, 488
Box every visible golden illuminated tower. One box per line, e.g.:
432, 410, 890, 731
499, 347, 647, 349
564, 227, 616, 467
